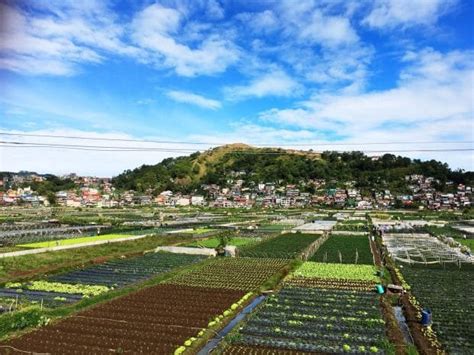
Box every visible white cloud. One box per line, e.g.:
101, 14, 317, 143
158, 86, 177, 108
0, 2, 137, 75
264, 49, 473, 125
236, 10, 279, 34
299, 10, 359, 47
225, 69, 300, 100
166, 90, 221, 110
363, 0, 458, 29
130, 3, 239, 77
257, 49, 474, 161
276, 1, 359, 48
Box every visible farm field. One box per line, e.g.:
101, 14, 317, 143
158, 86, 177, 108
0, 234, 194, 282
309, 234, 373, 264
2, 284, 245, 353
399, 265, 474, 354
165, 257, 289, 290
0, 207, 472, 355
17, 233, 136, 249
0, 252, 205, 308
293, 262, 378, 283
183, 236, 258, 248
47, 251, 204, 288
226, 283, 388, 354
239, 233, 319, 258
179, 228, 216, 235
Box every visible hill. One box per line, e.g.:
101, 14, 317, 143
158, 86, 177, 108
112, 145, 473, 194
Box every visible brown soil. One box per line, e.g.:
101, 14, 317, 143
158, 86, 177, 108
370, 238, 382, 267
1, 284, 245, 354
379, 296, 408, 355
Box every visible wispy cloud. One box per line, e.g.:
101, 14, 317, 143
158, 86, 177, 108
166, 90, 221, 110
0, 2, 138, 76
130, 3, 240, 77
225, 69, 301, 100
258, 48, 474, 139
363, 0, 458, 29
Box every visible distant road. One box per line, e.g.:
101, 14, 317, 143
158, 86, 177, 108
0, 234, 148, 259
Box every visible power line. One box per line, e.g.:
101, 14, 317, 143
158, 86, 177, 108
0, 131, 472, 147
1, 140, 473, 154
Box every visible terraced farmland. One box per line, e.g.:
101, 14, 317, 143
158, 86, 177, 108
239, 233, 319, 258
2, 284, 245, 354
309, 234, 373, 264
165, 257, 289, 290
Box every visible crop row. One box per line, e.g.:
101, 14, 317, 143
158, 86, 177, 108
310, 235, 373, 264
285, 277, 375, 292
49, 251, 205, 287
239, 233, 319, 259
400, 265, 473, 354
165, 257, 289, 291
0, 288, 82, 308
2, 284, 245, 354
228, 285, 387, 354
6, 281, 109, 298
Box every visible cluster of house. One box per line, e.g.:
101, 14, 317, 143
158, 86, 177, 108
0, 173, 471, 210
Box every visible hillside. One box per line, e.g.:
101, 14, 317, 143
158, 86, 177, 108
112, 145, 473, 194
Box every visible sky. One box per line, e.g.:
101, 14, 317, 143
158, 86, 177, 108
0, 0, 473, 177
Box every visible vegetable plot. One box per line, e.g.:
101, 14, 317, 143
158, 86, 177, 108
227, 285, 388, 354
48, 252, 205, 288
309, 235, 373, 264
17, 233, 135, 249
6, 281, 109, 298
239, 233, 319, 258
165, 257, 289, 291
400, 265, 474, 354
2, 284, 245, 354
293, 262, 379, 283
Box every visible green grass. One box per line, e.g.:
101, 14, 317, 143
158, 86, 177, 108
180, 228, 216, 235
183, 237, 259, 248
17, 234, 135, 249
455, 238, 474, 249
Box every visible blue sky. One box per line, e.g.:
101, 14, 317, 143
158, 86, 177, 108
0, 0, 473, 176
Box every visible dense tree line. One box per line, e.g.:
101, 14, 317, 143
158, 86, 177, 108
112, 148, 473, 194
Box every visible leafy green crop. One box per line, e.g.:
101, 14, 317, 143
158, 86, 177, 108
6, 281, 110, 298
294, 262, 378, 282
310, 235, 373, 264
